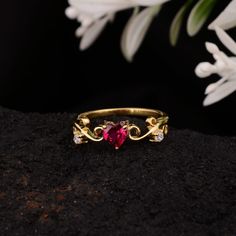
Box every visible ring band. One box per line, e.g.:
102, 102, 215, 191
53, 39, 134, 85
73, 108, 169, 149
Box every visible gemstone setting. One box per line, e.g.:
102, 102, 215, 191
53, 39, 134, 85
73, 135, 83, 144
103, 122, 128, 149
153, 131, 164, 142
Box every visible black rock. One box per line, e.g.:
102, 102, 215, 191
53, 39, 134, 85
0, 106, 236, 236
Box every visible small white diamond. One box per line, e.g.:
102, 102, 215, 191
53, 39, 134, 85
154, 132, 164, 142
73, 135, 83, 144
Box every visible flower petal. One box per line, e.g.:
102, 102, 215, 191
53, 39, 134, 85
121, 5, 161, 62
65, 7, 78, 19
204, 77, 228, 94
132, 0, 169, 6
203, 81, 236, 106
214, 26, 236, 55
208, 0, 236, 30
205, 41, 219, 54
68, 0, 168, 17
121, 8, 139, 61
205, 41, 231, 66
195, 62, 216, 78
69, 0, 131, 17
80, 16, 109, 50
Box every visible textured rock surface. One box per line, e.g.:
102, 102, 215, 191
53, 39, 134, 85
0, 106, 236, 235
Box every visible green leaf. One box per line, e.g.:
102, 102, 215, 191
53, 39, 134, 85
187, 0, 218, 36
169, 0, 193, 46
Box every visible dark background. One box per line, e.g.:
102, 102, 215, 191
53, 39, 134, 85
0, 0, 235, 135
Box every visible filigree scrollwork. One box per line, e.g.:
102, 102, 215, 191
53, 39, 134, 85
126, 116, 168, 142
128, 124, 141, 139
146, 116, 168, 142
73, 117, 104, 144
73, 114, 169, 147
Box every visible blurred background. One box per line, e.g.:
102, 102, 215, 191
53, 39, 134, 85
0, 0, 235, 135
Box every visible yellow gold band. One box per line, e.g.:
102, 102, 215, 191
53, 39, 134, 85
78, 107, 167, 119
73, 107, 169, 149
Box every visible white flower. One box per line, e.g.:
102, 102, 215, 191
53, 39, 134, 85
195, 29, 236, 106
65, 0, 169, 51
196, 0, 236, 106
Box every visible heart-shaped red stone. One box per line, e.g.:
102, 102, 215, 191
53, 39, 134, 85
103, 123, 128, 149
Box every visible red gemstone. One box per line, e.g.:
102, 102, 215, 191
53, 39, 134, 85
103, 123, 128, 149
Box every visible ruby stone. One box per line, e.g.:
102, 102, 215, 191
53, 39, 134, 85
103, 123, 128, 149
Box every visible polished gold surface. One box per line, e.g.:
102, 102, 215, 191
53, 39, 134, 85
73, 107, 169, 147
78, 108, 167, 119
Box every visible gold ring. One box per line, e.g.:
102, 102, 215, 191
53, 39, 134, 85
73, 108, 169, 149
